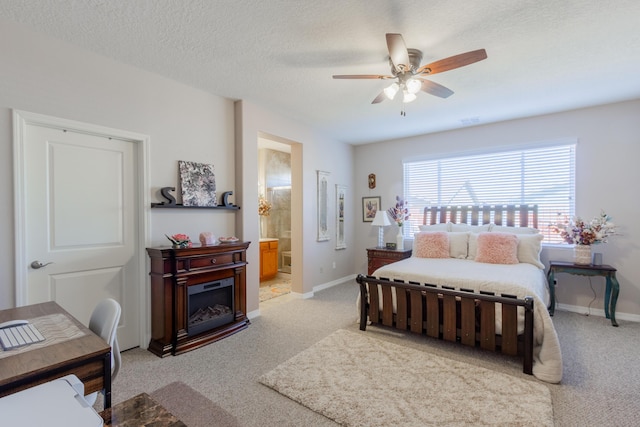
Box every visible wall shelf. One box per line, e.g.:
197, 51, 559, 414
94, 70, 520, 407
151, 203, 240, 210
151, 188, 240, 210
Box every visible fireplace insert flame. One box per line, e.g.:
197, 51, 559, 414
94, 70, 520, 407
187, 278, 234, 335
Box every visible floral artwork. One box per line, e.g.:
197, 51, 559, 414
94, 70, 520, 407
553, 211, 616, 245
387, 195, 411, 227
179, 160, 217, 207
362, 196, 381, 222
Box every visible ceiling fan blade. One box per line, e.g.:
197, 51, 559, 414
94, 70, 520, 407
371, 91, 387, 104
332, 74, 392, 79
386, 33, 410, 72
419, 79, 454, 98
416, 49, 487, 75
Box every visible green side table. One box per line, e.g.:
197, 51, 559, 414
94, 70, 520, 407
547, 261, 620, 326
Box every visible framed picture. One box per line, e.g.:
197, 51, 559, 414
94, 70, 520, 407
335, 185, 346, 249
317, 170, 330, 241
179, 160, 217, 207
362, 196, 381, 222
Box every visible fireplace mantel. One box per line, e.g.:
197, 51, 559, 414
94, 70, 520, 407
146, 242, 250, 357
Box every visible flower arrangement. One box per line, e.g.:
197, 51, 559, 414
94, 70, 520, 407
258, 195, 272, 216
166, 233, 192, 248
553, 211, 616, 245
387, 195, 411, 227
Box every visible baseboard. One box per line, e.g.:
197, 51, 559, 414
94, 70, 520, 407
556, 303, 640, 322
313, 274, 357, 294
247, 274, 363, 319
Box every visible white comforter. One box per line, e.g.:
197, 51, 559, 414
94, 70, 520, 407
371, 257, 562, 383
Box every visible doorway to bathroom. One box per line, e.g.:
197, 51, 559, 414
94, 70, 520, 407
258, 137, 292, 302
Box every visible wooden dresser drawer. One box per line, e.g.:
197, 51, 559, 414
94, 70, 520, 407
176, 253, 234, 272
366, 247, 412, 275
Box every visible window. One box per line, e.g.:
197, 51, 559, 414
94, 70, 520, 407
402, 141, 576, 243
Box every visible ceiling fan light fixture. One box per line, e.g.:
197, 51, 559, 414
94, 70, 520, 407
405, 78, 421, 94
402, 91, 417, 103
384, 83, 399, 100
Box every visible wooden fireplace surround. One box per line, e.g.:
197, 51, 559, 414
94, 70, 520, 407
146, 241, 250, 357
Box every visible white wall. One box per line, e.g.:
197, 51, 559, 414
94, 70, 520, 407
354, 100, 640, 318
236, 101, 355, 315
0, 18, 236, 309
0, 18, 356, 318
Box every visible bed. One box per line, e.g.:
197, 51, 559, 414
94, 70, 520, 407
356, 204, 562, 383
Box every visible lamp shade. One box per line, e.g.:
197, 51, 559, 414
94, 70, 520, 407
384, 83, 399, 100
371, 210, 391, 227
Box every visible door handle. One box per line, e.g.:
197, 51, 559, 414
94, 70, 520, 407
30, 260, 53, 269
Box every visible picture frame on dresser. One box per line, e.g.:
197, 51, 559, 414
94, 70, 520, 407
362, 196, 381, 222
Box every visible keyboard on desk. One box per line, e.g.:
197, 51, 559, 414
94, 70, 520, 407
0, 324, 45, 350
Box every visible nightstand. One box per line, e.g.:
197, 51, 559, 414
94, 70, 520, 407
547, 261, 620, 326
367, 247, 412, 275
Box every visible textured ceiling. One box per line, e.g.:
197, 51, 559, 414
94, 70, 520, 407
1, 0, 640, 145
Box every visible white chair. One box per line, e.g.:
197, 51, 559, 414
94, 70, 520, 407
85, 298, 121, 406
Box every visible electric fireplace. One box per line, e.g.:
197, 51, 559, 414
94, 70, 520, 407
146, 242, 250, 357
187, 277, 234, 336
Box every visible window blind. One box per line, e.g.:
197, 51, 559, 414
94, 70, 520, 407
402, 142, 576, 243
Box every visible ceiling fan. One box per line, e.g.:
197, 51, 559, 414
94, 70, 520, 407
333, 33, 487, 106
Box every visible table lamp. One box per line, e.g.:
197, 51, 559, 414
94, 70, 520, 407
371, 210, 391, 248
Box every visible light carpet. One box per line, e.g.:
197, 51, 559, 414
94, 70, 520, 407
259, 329, 553, 426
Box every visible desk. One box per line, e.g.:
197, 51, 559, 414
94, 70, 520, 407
0, 301, 112, 408
547, 261, 620, 326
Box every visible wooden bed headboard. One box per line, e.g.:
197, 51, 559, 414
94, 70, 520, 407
423, 204, 538, 229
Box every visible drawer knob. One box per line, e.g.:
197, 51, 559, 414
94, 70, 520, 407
211, 258, 217, 264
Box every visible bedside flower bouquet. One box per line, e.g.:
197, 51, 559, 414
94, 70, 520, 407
554, 210, 616, 265
387, 196, 410, 227
166, 233, 192, 249
553, 211, 616, 245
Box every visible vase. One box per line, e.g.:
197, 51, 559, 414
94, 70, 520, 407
396, 226, 404, 250
574, 245, 592, 265
260, 216, 267, 238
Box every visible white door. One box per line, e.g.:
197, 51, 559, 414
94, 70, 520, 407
16, 114, 143, 350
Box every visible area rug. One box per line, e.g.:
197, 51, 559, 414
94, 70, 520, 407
259, 329, 553, 426
150, 382, 240, 427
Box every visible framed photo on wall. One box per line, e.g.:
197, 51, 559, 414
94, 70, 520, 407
362, 196, 381, 222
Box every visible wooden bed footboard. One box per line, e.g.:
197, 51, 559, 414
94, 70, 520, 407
355, 274, 534, 375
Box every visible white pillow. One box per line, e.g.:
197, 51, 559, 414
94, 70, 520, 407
418, 223, 450, 232
467, 233, 479, 259
516, 234, 544, 269
491, 224, 539, 234
448, 232, 469, 259
450, 222, 491, 233
469, 231, 543, 267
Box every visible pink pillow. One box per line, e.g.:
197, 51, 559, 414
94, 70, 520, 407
413, 232, 450, 259
475, 232, 519, 264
